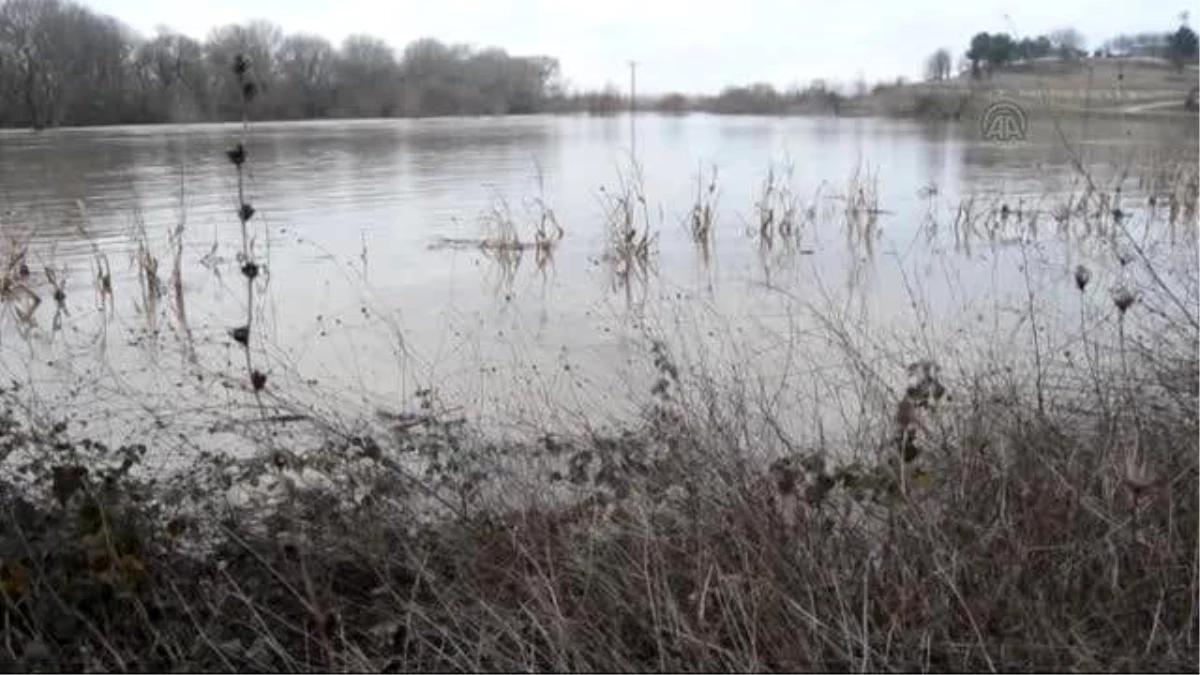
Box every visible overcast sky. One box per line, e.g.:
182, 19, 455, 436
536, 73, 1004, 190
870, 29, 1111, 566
91, 0, 1190, 94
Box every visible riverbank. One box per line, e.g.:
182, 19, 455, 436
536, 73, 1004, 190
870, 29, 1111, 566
0, 267, 1195, 671
649, 57, 1200, 120
866, 57, 1200, 120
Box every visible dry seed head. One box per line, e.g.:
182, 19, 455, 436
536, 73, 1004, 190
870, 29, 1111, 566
1111, 286, 1136, 313
899, 433, 922, 462
768, 457, 800, 496
1074, 264, 1091, 291
230, 325, 250, 346
226, 144, 246, 166
895, 397, 918, 428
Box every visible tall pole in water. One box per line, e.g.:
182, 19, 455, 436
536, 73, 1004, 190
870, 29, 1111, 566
629, 60, 638, 160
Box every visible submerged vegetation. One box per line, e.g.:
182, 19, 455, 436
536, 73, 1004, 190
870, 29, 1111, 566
0, 51, 1197, 675
600, 162, 658, 299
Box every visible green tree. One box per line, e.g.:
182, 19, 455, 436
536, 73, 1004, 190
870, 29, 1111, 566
1016, 35, 1055, 61
987, 33, 1017, 71
966, 32, 991, 78
1168, 25, 1199, 70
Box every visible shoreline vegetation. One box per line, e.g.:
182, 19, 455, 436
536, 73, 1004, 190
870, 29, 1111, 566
1, 0, 1198, 129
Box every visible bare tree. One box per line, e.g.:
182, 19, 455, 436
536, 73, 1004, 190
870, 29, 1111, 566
133, 30, 208, 121
278, 33, 334, 118
0, 0, 64, 127
396, 37, 560, 116
1050, 27, 1086, 60
205, 20, 283, 118
924, 48, 953, 81
0, 2, 569, 127
335, 34, 398, 117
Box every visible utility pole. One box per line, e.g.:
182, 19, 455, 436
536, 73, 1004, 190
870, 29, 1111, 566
629, 60, 638, 159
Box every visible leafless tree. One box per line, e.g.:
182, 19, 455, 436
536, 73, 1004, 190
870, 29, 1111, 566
133, 29, 207, 121
0, 0, 65, 127
924, 48, 952, 81
335, 34, 399, 117
1050, 27, 1086, 60
0, 1, 575, 127
278, 33, 335, 118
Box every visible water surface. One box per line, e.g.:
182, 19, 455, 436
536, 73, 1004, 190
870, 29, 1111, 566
0, 112, 1194, 450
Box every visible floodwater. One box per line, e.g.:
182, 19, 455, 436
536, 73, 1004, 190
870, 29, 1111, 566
0, 112, 1195, 451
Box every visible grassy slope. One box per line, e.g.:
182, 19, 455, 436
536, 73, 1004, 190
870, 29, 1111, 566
846, 58, 1199, 119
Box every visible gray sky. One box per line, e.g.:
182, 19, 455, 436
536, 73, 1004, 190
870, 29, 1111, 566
92, 0, 1190, 94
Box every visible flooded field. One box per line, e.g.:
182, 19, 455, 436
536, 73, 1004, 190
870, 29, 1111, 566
0, 112, 1195, 455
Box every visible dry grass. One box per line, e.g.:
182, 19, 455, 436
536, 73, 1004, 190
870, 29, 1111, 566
600, 161, 658, 298
688, 164, 719, 265
0, 298, 1194, 671
430, 172, 565, 296
0, 239, 41, 326
754, 162, 804, 248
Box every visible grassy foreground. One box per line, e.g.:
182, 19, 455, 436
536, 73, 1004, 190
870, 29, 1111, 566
0, 281, 1197, 672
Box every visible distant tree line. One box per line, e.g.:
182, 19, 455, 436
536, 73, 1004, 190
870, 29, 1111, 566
1103, 21, 1198, 69
536, 81, 851, 118
0, 0, 563, 128
962, 29, 1088, 77
624, 81, 846, 116
953, 19, 1198, 80
549, 86, 625, 115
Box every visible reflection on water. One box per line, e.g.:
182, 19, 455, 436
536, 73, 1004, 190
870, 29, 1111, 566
0, 113, 1195, 446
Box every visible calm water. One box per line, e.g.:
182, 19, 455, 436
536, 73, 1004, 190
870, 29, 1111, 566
0, 113, 1195, 449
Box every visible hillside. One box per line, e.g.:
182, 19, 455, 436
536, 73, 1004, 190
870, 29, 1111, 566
843, 57, 1199, 119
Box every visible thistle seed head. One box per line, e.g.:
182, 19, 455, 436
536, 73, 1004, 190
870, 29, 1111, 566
1074, 264, 1091, 291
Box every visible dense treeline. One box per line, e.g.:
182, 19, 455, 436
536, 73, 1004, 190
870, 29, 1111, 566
963, 29, 1089, 77
0, 0, 562, 128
